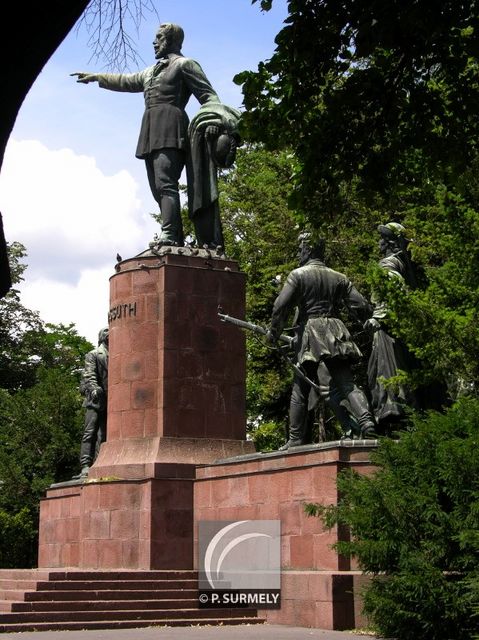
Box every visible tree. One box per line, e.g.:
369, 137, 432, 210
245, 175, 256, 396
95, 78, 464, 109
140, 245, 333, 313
232, 0, 479, 408
238, 0, 479, 211
306, 396, 479, 639
78, 0, 158, 70
0, 242, 46, 391
234, 7, 479, 634
0, 243, 92, 566
218, 145, 300, 447
0, 363, 86, 567
0, 322, 91, 568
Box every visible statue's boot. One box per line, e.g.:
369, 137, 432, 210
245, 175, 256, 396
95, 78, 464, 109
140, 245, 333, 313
279, 401, 307, 450
344, 388, 377, 439
356, 411, 377, 439
323, 383, 360, 438
157, 193, 184, 246
72, 465, 90, 480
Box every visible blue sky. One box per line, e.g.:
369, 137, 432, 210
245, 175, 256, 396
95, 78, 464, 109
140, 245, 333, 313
0, 0, 288, 344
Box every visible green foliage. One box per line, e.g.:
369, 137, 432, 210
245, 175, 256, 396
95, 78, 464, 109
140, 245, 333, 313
0, 359, 87, 566
240, 0, 479, 211
359, 185, 479, 397
0, 243, 93, 567
0, 508, 37, 569
249, 419, 286, 452
218, 145, 300, 445
0, 368, 85, 511
306, 396, 479, 639
0, 242, 44, 391
220, 144, 301, 306
233, 0, 479, 414
238, 11, 479, 634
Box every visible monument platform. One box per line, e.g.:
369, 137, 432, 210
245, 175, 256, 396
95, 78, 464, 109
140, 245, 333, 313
40, 250, 254, 570
33, 250, 376, 630
194, 440, 377, 630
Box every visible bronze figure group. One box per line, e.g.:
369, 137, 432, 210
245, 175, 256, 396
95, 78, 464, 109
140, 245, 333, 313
267, 225, 421, 448
71, 21, 425, 455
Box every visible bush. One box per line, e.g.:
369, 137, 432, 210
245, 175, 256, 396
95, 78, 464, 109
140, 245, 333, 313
306, 396, 479, 639
0, 508, 37, 568
250, 420, 286, 452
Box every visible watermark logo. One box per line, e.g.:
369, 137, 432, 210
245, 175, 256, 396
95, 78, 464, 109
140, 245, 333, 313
198, 520, 281, 609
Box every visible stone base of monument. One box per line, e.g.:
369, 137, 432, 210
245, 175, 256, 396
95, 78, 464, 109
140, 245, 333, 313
194, 440, 378, 630
28, 252, 378, 631
35, 440, 377, 631
40, 251, 256, 571
87, 435, 254, 480
39, 474, 195, 570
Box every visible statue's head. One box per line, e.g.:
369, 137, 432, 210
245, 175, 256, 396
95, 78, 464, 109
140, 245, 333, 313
154, 23, 184, 57
378, 222, 410, 255
297, 232, 325, 266
98, 327, 109, 347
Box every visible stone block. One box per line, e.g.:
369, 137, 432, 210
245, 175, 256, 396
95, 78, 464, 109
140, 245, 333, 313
131, 381, 157, 410
121, 540, 140, 568
110, 509, 140, 540
98, 540, 123, 569
290, 534, 314, 568
130, 322, 159, 352
131, 269, 158, 294
121, 353, 145, 381
120, 409, 146, 439
108, 382, 131, 412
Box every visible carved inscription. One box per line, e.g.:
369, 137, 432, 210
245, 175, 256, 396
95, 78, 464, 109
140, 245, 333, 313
109, 302, 137, 322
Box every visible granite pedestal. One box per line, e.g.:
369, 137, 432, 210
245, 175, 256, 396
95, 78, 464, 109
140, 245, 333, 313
39, 249, 254, 569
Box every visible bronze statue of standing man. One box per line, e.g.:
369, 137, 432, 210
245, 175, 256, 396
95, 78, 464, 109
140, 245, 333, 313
364, 222, 421, 432
268, 233, 377, 449
75, 327, 109, 479
72, 23, 240, 250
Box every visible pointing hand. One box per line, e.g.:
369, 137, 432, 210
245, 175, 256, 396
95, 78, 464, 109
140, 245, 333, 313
70, 72, 99, 84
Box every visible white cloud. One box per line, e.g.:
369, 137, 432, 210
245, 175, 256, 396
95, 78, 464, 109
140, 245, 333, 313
0, 139, 155, 281
18, 267, 112, 346
0, 139, 157, 343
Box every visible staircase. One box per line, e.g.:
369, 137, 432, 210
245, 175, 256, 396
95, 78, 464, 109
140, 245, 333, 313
0, 569, 265, 632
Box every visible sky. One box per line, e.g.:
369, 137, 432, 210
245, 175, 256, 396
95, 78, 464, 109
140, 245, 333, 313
0, 0, 288, 345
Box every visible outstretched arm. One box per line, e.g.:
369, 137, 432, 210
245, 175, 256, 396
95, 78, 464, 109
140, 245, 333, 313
70, 72, 99, 84
71, 70, 146, 92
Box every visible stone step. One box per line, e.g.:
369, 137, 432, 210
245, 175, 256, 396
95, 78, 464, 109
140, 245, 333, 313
0, 591, 29, 601
34, 579, 198, 591
0, 570, 264, 631
0, 607, 260, 624
0, 580, 40, 591
9, 598, 199, 612
46, 570, 198, 581
0, 616, 265, 633
24, 588, 198, 602
0, 570, 52, 580
0, 571, 198, 592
